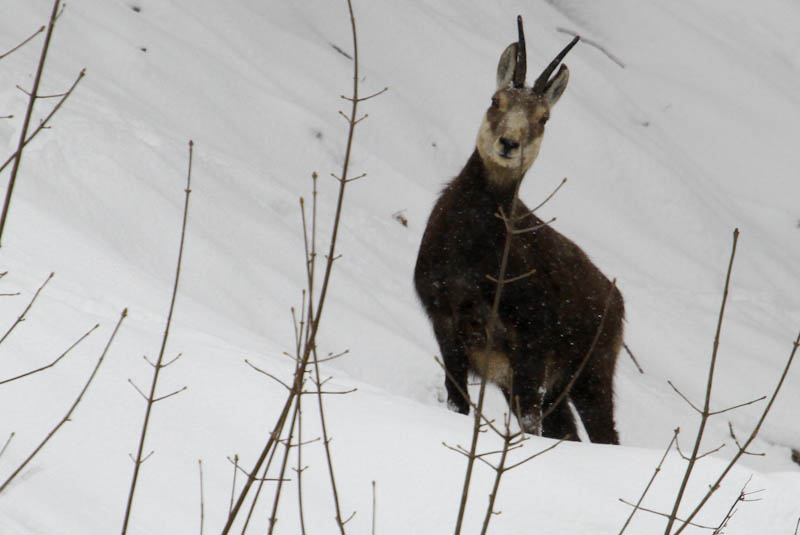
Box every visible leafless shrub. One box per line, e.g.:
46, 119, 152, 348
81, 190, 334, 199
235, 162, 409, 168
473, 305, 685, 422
619, 229, 799, 535
221, 1, 386, 532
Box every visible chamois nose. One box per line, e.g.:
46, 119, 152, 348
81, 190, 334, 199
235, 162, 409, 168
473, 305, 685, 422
499, 137, 520, 156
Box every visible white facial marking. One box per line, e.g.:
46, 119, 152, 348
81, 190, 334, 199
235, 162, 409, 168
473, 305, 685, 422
476, 91, 548, 184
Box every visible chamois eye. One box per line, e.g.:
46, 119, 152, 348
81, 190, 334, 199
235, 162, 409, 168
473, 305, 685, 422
491, 97, 499, 109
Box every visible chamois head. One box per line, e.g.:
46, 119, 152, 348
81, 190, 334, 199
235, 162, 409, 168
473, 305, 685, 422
476, 17, 579, 184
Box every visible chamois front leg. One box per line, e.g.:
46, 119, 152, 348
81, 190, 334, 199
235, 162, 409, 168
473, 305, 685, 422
433, 316, 471, 415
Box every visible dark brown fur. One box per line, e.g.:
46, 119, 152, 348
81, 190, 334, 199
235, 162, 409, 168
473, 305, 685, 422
414, 150, 624, 444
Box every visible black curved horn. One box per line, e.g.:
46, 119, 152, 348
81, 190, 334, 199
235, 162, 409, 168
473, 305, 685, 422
532, 35, 580, 94
512, 15, 527, 88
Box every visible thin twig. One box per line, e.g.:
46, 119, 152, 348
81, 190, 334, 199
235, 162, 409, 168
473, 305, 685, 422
296, 402, 307, 534
619, 429, 679, 534
0, 272, 53, 347
502, 438, 563, 471
712, 476, 761, 534
121, 141, 194, 534
485, 268, 537, 285
228, 454, 239, 516
0, 25, 45, 60
708, 396, 766, 416
619, 499, 715, 530
624, 343, 644, 374
517, 177, 567, 222
0, 69, 86, 178
0, 323, 98, 385
727, 422, 764, 457
0, 309, 127, 494
198, 460, 205, 535
480, 410, 514, 535
268, 391, 303, 534
245, 359, 294, 391
371, 480, 377, 535
311, 343, 353, 532
674, 436, 724, 462
0, 432, 15, 459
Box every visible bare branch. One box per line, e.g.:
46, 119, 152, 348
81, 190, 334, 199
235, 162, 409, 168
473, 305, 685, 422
0, 308, 127, 494
727, 422, 764, 457
371, 480, 377, 535
228, 454, 239, 516
619, 428, 679, 534
0, 272, 54, 347
245, 359, 294, 392
520, 177, 568, 221
0, 432, 15, 460
225, 456, 286, 482
0, 25, 45, 60
443, 442, 498, 471
127, 378, 149, 401
511, 217, 556, 235
160, 352, 183, 369
485, 268, 537, 285
316, 349, 350, 364
198, 460, 205, 535
624, 343, 644, 374
712, 476, 761, 534
342, 511, 357, 525
0, 0, 75, 246
15, 84, 70, 99
667, 380, 702, 414
129, 450, 154, 465
223, 1, 379, 529
665, 228, 739, 534
673, 328, 800, 534
0, 323, 98, 385
341, 86, 388, 102
0, 69, 86, 178
152, 385, 187, 403
708, 395, 766, 416
619, 499, 714, 530
122, 141, 194, 534
674, 436, 725, 461
503, 439, 564, 472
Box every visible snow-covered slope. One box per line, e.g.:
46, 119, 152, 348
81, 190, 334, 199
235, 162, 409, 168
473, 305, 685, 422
0, 1, 798, 533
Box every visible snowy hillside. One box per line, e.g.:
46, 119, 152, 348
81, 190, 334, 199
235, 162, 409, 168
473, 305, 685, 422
0, 0, 798, 533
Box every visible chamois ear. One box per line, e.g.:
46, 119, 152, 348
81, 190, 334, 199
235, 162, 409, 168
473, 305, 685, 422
496, 42, 519, 90
543, 64, 569, 107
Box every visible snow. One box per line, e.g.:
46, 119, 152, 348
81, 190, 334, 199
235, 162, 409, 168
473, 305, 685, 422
1, 0, 798, 533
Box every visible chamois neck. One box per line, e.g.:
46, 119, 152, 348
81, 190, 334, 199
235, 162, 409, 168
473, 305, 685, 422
461, 149, 522, 203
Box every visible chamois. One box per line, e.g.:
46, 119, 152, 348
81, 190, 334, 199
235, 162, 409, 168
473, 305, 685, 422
414, 17, 624, 444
